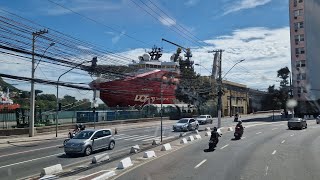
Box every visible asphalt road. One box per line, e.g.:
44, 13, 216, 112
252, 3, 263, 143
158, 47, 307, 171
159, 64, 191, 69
0, 113, 274, 180
116, 119, 320, 180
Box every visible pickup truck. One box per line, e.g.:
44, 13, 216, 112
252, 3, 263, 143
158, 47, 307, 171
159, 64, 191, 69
196, 115, 214, 125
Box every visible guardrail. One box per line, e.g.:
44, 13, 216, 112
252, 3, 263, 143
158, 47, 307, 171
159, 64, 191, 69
0, 117, 169, 136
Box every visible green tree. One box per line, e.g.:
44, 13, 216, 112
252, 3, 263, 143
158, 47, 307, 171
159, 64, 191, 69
277, 67, 290, 116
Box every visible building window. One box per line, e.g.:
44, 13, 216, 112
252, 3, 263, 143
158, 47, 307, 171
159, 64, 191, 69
294, 22, 304, 30
296, 60, 306, 67
295, 34, 304, 42
299, 0, 303, 3
295, 47, 305, 54
294, 9, 303, 17
297, 73, 306, 80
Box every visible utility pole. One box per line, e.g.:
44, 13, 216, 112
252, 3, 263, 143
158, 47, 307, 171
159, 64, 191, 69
30, 29, 48, 137
208, 49, 224, 128
229, 90, 232, 117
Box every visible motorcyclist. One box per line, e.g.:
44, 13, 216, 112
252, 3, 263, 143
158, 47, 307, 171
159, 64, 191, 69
234, 113, 239, 122
235, 120, 244, 136
210, 127, 221, 148
69, 124, 81, 138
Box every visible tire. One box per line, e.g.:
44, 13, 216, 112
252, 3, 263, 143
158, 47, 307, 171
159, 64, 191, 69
305, 124, 307, 129
288, 127, 291, 130
108, 141, 115, 150
195, 125, 199, 130
65, 153, 73, 157
317, 122, 319, 124
84, 146, 92, 156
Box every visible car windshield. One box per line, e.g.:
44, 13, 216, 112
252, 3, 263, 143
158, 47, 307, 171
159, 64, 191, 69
289, 118, 301, 122
73, 131, 94, 139
198, 116, 207, 118
178, 119, 189, 123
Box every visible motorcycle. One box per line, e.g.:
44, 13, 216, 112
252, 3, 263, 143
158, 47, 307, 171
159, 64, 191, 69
234, 126, 243, 140
63, 130, 79, 146
208, 138, 219, 150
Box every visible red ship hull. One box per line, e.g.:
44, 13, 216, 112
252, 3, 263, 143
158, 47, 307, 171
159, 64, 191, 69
0, 104, 20, 112
91, 70, 178, 107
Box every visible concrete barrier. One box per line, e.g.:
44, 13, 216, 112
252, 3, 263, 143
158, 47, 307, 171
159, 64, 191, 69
92, 153, 110, 164
143, 151, 156, 158
130, 145, 140, 153
205, 127, 211, 131
187, 135, 194, 141
227, 127, 233, 131
39, 175, 58, 180
217, 128, 223, 135
194, 130, 199, 134
161, 143, 172, 151
179, 132, 187, 137
40, 164, 63, 177
180, 138, 188, 144
152, 140, 161, 145
205, 132, 211, 136
92, 171, 116, 180
117, 157, 133, 169
195, 134, 202, 139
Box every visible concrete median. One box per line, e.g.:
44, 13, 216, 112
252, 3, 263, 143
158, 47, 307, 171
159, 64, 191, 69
40, 164, 63, 177
91, 170, 116, 180
187, 135, 194, 141
143, 151, 156, 158
205, 127, 211, 131
161, 143, 172, 151
130, 145, 140, 153
195, 134, 202, 139
117, 157, 133, 169
92, 153, 110, 164
205, 132, 211, 136
180, 138, 188, 144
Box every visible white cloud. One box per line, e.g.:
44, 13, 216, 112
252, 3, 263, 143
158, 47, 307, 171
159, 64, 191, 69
158, 16, 176, 27
223, 0, 272, 16
111, 31, 126, 44
184, 0, 200, 7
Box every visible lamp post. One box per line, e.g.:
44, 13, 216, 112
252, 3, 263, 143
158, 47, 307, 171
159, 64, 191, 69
55, 60, 92, 137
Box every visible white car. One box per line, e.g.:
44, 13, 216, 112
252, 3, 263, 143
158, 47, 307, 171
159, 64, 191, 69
316, 115, 320, 124
196, 115, 213, 125
173, 118, 199, 132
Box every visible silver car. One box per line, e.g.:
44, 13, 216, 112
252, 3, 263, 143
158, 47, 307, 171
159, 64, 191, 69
173, 118, 199, 132
64, 129, 115, 156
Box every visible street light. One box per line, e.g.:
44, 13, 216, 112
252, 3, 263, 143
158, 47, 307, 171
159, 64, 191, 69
55, 60, 92, 137
222, 59, 245, 80
34, 42, 55, 70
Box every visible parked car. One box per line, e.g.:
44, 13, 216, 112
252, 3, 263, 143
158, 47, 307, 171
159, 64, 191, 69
288, 118, 307, 130
173, 118, 199, 132
196, 115, 213, 125
64, 129, 115, 156
316, 115, 320, 124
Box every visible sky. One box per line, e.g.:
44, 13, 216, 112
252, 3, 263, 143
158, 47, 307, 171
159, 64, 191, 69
0, 0, 291, 101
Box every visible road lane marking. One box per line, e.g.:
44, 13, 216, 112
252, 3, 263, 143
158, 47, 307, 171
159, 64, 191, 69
265, 166, 269, 175
242, 137, 246, 139
290, 134, 294, 137
194, 159, 207, 169
0, 145, 60, 158
220, 144, 229, 150
0, 153, 63, 169
281, 140, 285, 144
256, 132, 262, 134
272, 150, 277, 155
272, 128, 278, 130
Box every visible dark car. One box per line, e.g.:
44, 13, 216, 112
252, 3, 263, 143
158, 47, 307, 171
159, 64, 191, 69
288, 118, 307, 130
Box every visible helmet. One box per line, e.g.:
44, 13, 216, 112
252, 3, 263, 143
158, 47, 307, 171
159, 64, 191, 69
213, 127, 217, 131
238, 120, 242, 124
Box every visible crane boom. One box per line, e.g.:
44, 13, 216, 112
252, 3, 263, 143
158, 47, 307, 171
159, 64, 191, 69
161, 38, 187, 51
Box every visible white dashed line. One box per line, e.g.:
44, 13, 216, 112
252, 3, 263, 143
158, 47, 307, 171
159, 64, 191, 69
290, 134, 294, 137
194, 159, 207, 169
272, 150, 277, 155
256, 132, 262, 134
272, 128, 278, 130
242, 137, 246, 139
281, 140, 285, 144
220, 144, 229, 150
